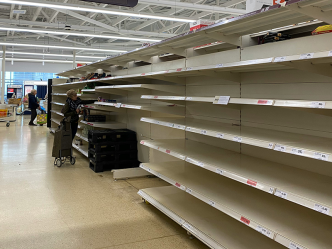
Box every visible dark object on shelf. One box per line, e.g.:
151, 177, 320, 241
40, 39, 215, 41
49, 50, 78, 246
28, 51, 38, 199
79, 0, 138, 7
89, 141, 137, 153
88, 129, 136, 144
88, 150, 138, 162
84, 115, 106, 122
89, 159, 140, 173
259, 31, 291, 44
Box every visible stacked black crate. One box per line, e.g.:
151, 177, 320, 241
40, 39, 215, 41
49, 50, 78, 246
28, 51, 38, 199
88, 129, 140, 173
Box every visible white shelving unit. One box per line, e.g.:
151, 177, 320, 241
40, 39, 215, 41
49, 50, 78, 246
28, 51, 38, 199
52, 1, 332, 247
80, 120, 126, 129
72, 143, 88, 158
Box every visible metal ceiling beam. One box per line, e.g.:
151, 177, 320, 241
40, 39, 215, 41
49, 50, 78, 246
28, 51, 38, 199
0, 18, 173, 38
49, 0, 68, 23
139, 0, 246, 15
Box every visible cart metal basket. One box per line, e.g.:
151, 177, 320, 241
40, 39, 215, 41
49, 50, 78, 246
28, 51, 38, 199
0, 104, 17, 127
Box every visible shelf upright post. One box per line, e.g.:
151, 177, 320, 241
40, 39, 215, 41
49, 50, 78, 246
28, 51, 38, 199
1, 45, 5, 104
73, 50, 76, 69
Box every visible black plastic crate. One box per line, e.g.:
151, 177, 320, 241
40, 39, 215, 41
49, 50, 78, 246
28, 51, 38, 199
89, 159, 140, 173
88, 129, 136, 143
88, 141, 137, 153
88, 150, 137, 162
84, 115, 106, 122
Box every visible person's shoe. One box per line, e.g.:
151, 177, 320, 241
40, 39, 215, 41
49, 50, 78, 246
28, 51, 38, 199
29, 123, 37, 126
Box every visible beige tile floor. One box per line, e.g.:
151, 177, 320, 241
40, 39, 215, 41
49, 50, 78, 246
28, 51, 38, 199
0, 116, 208, 249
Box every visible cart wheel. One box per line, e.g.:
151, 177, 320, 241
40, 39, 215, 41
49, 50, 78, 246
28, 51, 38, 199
6, 123, 10, 127
56, 159, 62, 167
70, 157, 76, 165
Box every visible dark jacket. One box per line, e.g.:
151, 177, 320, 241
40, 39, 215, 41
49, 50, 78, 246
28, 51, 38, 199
28, 93, 39, 109
62, 98, 95, 123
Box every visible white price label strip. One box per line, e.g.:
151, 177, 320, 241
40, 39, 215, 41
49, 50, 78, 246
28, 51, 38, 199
186, 97, 193, 100
289, 242, 304, 249
268, 187, 275, 194
233, 136, 242, 142
329, 51, 332, 57
115, 103, 121, 108
216, 133, 224, 138
268, 143, 274, 149
216, 96, 230, 105
314, 203, 330, 215
257, 99, 274, 105
256, 226, 273, 238
274, 56, 286, 62
310, 101, 325, 108
274, 144, 286, 152
314, 152, 329, 161
291, 148, 305, 156
200, 130, 207, 135
216, 63, 223, 68
216, 168, 224, 175
275, 190, 288, 199
186, 188, 193, 194
299, 53, 314, 60
208, 200, 216, 207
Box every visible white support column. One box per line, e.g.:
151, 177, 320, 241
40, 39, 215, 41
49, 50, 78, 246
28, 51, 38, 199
1, 46, 5, 104
73, 50, 76, 69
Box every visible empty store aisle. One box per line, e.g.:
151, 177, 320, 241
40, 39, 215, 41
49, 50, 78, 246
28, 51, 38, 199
0, 117, 207, 249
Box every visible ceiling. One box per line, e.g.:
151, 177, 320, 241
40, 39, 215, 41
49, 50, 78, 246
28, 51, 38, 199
0, 0, 246, 64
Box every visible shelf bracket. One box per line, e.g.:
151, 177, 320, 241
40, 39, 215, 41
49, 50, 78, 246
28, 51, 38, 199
281, 61, 332, 78
286, 4, 332, 24
198, 71, 241, 83
157, 46, 187, 57
147, 75, 185, 85
202, 31, 241, 46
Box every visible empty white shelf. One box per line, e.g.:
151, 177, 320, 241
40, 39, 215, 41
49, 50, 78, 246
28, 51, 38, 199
80, 120, 126, 129
72, 143, 88, 158
121, 103, 185, 116
50, 110, 64, 117
75, 132, 88, 143
139, 164, 332, 249
139, 186, 285, 249
140, 139, 332, 216
51, 102, 65, 106
140, 117, 332, 162
81, 89, 95, 93
50, 118, 61, 125
141, 95, 214, 103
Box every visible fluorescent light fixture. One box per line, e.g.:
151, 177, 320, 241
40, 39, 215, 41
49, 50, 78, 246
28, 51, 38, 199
0, 0, 196, 23
5, 58, 90, 64
0, 27, 162, 42
0, 51, 106, 59
0, 42, 126, 53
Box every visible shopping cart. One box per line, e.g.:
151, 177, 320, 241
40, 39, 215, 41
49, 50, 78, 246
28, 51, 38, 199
52, 117, 76, 167
0, 104, 16, 127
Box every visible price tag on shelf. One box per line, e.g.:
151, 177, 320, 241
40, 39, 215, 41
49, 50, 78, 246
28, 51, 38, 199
186, 188, 193, 194
314, 152, 329, 161
257, 99, 274, 105
299, 53, 314, 60
314, 203, 330, 215
274, 144, 286, 152
175, 124, 184, 130
115, 103, 121, 108
198, 162, 205, 168
289, 242, 304, 249
216, 96, 230, 105
274, 56, 286, 62
215, 63, 223, 68
200, 130, 207, 135
216, 168, 224, 175
233, 136, 242, 142
141, 118, 147, 121
186, 127, 192, 131
186, 97, 193, 101
268, 143, 274, 149
275, 190, 288, 199
268, 187, 275, 194
240, 216, 250, 225
208, 200, 216, 207
186, 67, 193, 71
176, 68, 182, 72
168, 123, 174, 128
140, 141, 145, 145
166, 149, 171, 154
256, 226, 273, 238
310, 101, 325, 108
329, 51, 332, 57
216, 133, 224, 139
183, 222, 192, 230
291, 148, 305, 156
247, 179, 257, 187
175, 182, 185, 190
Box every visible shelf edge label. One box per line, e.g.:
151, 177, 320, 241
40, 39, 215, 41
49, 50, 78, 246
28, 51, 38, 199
240, 216, 250, 225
